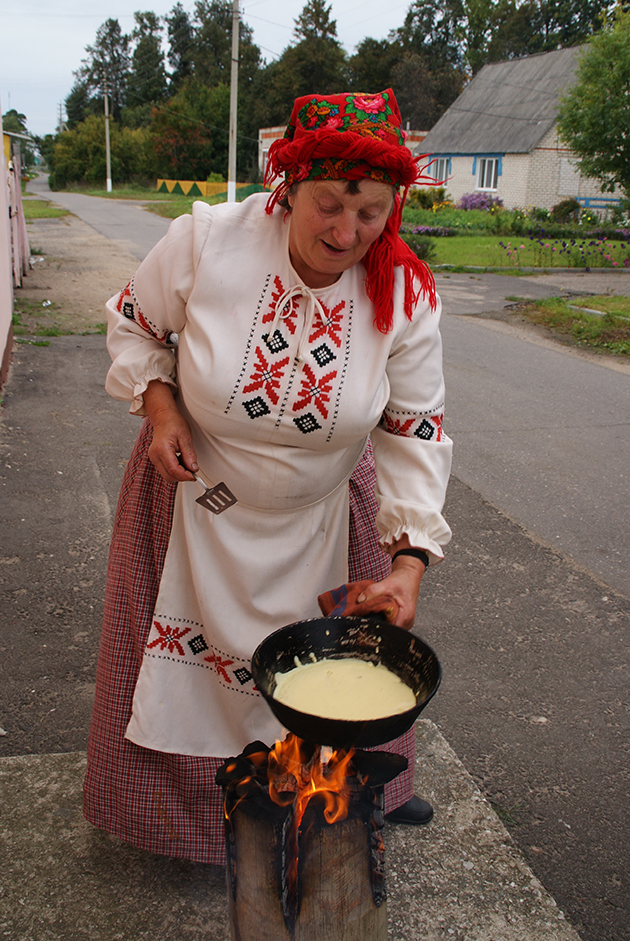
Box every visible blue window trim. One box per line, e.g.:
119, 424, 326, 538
472, 155, 503, 178
427, 155, 452, 177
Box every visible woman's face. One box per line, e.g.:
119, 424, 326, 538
287, 179, 394, 288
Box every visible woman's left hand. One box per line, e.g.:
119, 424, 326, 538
356, 552, 426, 630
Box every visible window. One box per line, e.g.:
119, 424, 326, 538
429, 157, 450, 183
476, 157, 499, 191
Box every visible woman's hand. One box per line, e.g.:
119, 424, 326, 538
143, 380, 199, 484
356, 537, 427, 630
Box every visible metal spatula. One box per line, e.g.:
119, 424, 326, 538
178, 455, 238, 515
194, 475, 238, 514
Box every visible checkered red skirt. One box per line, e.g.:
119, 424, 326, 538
83, 420, 415, 864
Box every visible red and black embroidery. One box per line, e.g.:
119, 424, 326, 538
147, 620, 190, 656
227, 273, 350, 438
204, 650, 234, 683
308, 299, 345, 348
292, 363, 337, 420
381, 408, 444, 441
242, 347, 290, 407
145, 614, 260, 697
262, 275, 299, 335
116, 279, 173, 344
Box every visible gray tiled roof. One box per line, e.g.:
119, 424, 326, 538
418, 45, 582, 155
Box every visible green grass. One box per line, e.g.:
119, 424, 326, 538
518, 296, 630, 356
22, 199, 69, 220
428, 234, 630, 269
12, 299, 67, 336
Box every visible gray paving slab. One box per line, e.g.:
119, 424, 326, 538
0, 722, 579, 941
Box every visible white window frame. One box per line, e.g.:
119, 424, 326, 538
476, 157, 499, 191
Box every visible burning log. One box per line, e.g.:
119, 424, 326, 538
216, 737, 407, 941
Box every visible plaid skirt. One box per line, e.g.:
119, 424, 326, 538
83, 421, 415, 864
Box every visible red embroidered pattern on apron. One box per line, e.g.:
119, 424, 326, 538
147, 620, 190, 655
144, 615, 260, 695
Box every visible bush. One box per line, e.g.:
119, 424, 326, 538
48, 115, 155, 189
407, 187, 449, 209
551, 198, 581, 223
458, 192, 504, 211
401, 235, 436, 262
404, 225, 457, 237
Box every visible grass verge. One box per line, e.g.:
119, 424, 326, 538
12, 299, 107, 338
22, 200, 69, 220
516, 296, 630, 356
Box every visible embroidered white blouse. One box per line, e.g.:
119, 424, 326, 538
105, 194, 452, 758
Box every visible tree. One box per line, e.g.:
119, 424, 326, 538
166, 2, 195, 90
348, 38, 401, 92
76, 18, 131, 122
149, 80, 230, 179
2, 109, 36, 166
48, 114, 154, 189
127, 11, 168, 111
2, 108, 28, 134
249, 0, 347, 130
386, 0, 466, 127
393, 0, 465, 70
191, 0, 261, 90
65, 79, 100, 129
557, 5, 630, 197
391, 54, 465, 128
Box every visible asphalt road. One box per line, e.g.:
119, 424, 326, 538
3, 183, 629, 941
29, 174, 170, 260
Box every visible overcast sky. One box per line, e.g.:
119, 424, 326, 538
0, 0, 412, 137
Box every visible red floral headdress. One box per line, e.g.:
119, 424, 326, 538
264, 90, 437, 332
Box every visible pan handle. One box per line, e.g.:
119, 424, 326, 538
321, 582, 398, 622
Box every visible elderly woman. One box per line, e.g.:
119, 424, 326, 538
84, 89, 452, 864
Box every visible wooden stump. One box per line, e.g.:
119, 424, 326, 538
226, 807, 387, 941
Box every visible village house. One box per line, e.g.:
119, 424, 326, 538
417, 45, 621, 214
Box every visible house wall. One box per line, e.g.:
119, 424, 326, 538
434, 126, 621, 213
525, 127, 621, 212
0, 117, 14, 391
439, 156, 474, 204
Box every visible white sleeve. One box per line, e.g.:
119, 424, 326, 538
104, 210, 202, 416
372, 288, 453, 564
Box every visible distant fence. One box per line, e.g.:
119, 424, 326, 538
157, 179, 252, 197
577, 195, 622, 210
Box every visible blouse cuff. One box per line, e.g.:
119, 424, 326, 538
375, 498, 452, 565
130, 374, 178, 417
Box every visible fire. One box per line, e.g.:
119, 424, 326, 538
267, 733, 355, 827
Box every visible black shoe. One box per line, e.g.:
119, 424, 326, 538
385, 795, 434, 826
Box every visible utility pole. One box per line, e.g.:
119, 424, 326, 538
103, 78, 112, 194
227, 0, 239, 203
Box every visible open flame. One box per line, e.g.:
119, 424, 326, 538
217, 736, 400, 932
267, 733, 355, 826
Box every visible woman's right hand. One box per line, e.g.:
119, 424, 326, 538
143, 380, 199, 484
